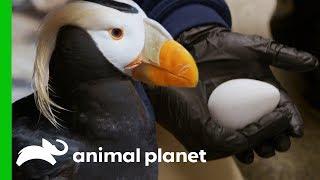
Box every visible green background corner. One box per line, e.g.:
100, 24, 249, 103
0, 0, 12, 179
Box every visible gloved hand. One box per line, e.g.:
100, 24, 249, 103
146, 25, 319, 164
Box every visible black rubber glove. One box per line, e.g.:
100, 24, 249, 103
146, 25, 318, 164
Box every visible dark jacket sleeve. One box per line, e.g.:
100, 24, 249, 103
134, 0, 232, 37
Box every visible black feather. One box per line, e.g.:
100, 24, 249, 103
84, 0, 138, 13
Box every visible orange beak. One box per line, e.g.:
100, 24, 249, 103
130, 40, 198, 87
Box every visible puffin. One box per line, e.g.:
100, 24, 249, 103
13, 0, 198, 179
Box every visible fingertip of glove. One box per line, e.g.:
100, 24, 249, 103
307, 54, 319, 67
254, 142, 276, 158
274, 137, 291, 152
235, 151, 254, 164
278, 48, 319, 72
290, 126, 304, 138
300, 52, 319, 71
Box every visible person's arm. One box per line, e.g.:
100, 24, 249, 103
134, 0, 232, 37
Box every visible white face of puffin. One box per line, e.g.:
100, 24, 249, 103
87, 0, 146, 73
83, 0, 199, 87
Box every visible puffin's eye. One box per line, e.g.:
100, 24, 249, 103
108, 28, 124, 40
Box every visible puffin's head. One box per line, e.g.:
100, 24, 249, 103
32, 0, 198, 127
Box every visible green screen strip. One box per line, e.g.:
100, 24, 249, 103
0, 0, 12, 179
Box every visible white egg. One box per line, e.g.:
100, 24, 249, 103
208, 79, 280, 130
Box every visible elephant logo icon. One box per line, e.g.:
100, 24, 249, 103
16, 138, 68, 166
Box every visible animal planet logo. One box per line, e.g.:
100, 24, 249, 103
16, 138, 68, 166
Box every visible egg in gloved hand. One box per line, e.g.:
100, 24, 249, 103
208, 79, 280, 130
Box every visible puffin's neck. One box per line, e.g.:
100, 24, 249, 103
49, 76, 126, 129
47, 25, 126, 128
